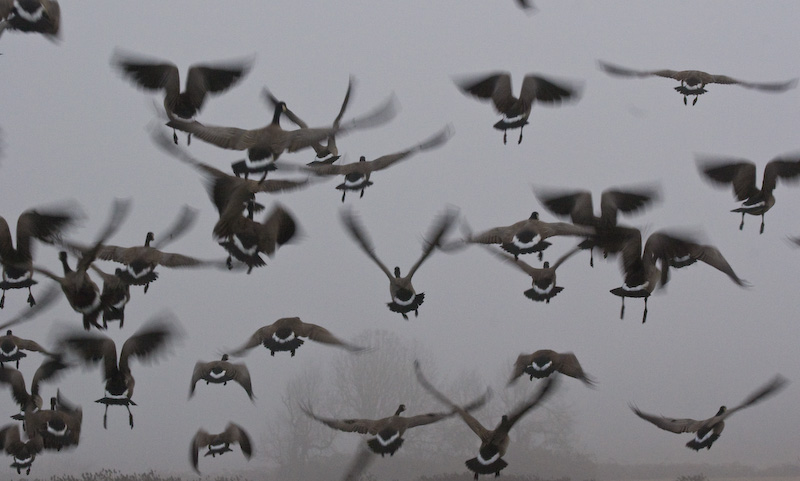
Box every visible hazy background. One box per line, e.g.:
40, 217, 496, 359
1, 1, 799, 479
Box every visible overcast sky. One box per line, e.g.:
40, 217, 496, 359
1, 1, 799, 479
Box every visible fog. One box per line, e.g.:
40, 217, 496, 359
1, 1, 799, 480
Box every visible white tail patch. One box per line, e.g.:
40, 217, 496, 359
126, 265, 154, 279
504, 114, 525, 124
529, 361, 552, 371
272, 332, 297, 344
343, 176, 367, 188
3, 270, 32, 283
694, 430, 714, 444
104, 389, 129, 400
392, 293, 416, 306
477, 451, 500, 465
232, 236, 258, 255
623, 281, 649, 292
209, 370, 227, 379
377, 431, 400, 446
13, 1, 45, 22
532, 282, 554, 295
47, 424, 67, 436
1, 346, 19, 356
512, 233, 541, 249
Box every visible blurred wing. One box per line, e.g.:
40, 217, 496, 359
153, 205, 198, 249
762, 157, 800, 196
630, 404, 705, 433
406, 206, 458, 278
519, 74, 578, 104
725, 375, 788, 417
503, 376, 557, 429
340, 207, 393, 279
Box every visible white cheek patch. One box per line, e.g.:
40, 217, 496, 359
392, 294, 416, 306
512, 234, 541, 249
377, 431, 400, 446
272, 332, 297, 344
623, 281, 649, 292
127, 265, 154, 279
209, 370, 227, 380
13, 1, 44, 22
232, 236, 258, 256
529, 361, 552, 371
105, 389, 129, 400
477, 451, 500, 465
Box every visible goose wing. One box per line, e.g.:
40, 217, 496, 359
152, 205, 198, 250
554, 352, 596, 386
166, 117, 266, 151
644, 232, 747, 287
501, 376, 557, 432
482, 245, 543, 278
340, 207, 393, 280
599, 188, 658, 226
59, 333, 118, 381
456, 72, 516, 114
598, 61, 680, 80
229, 325, 276, 356
762, 155, 800, 197
30, 356, 71, 398
293, 319, 367, 352
185, 60, 252, 111
697, 157, 759, 201
413, 361, 493, 442
112, 53, 180, 99
709, 74, 798, 91
519, 74, 578, 104
406, 206, 458, 279
118, 313, 177, 376
724, 374, 788, 418
535, 189, 595, 225
0, 367, 30, 408
222, 422, 253, 458
630, 404, 708, 433
299, 403, 377, 434
14, 208, 78, 262
367, 124, 452, 172
190, 428, 212, 473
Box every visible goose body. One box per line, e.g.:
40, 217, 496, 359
24, 390, 81, 451
341, 207, 457, 319
631, 375, 787, 450
0, 356, 69, 417
697, 154, 800, 233
190, 354, 254, 400
598, 61, 797, 105
190, 422, 252, 473
509, 350, 595, 386
0, 330, 52, 369
58, 313, 177, 429
88, 265, 131, 328
0, 207, 77, 308
455, 71, 578, 144
0, 424, 42, 475
230, 317, 366, 357
113, 51, 252, 144
415, 361, 555, 479
0, 0, 60, 40
484, 245, 581, 303
304, 125, 452, 201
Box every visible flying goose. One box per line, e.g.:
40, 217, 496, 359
0, 355, 70, 418
455, 71, 579, 144
191, 422, 253, 473
87, 265, 131, 328
71, 206, 211, 292
263, 77, 353, 166
414, 361, 556, 479
304, 125, 452, 201
24, 390, 81, 451
0, 0, 60, 41
340, 206, 457, 319
0, 329, 53, 369
113, 50, 252, 144
229, 317, 367, 357
57, 312, 178, 429
509, 350, 595, 386
33, 199, 131, 330
165, 89, 397, 163
301, 389, 489, 457
630, 374, 787, 450
0, 424, 42, 475
611, 228, 748, 322
483, 245, 582, 303
190, 354, 254, 401
598, 61, 798, 105
697, 154, 800, 234
453, 211, 594, 261
0, 205, 78, 308
535, 185, 658, 267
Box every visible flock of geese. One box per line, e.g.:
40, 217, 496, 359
1, 2, 798, 480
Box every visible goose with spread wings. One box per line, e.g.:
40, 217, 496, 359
340, 206, 457, 319
304, 125, 452, 201
631, 375, 787, 450
455, 71, 579, 144
190, 422, 252, 474
190, 354, 254, 401
415, 361, 556, 479
509, 350, 595, 386
483, 245, 582, 303
697, 153, 800, 234
598, 60, 797, 105
230, 317, 367, 358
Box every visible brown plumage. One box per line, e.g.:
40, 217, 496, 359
598, 60, 798, 105
113, 50, 252, 144
631, 375, 787, 450
301, 389, 489, 457
453, 211, 594, 261
0, 329, 53, 369
340, 206, 457, 319
0, 0, 60, 41
190, 422, 252, 474
0, 423, 42, 475
455, 71, 579, 144
24, 390, 81, 451
34, 199, 131, 330
166, 90, 397, 162
190, 354, 254, 400
612, 228, 748, 323
57, 312, 178, 429
483, 245, 582, 303
87, 265, 131, 329
697, 154, 800, 234
415, 361, 556, 479
0, 355, 70, 416
0, 205, 78, 308
509, 350, 595, 386
231, 317, 366, 358
303, 125, 452, 201
535, 185, 658, 267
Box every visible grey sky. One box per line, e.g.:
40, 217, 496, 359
1, 1, 799, 478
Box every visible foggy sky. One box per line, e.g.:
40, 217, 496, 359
1, 1, 799, 479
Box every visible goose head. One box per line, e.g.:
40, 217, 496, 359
144, 232, 154, 247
